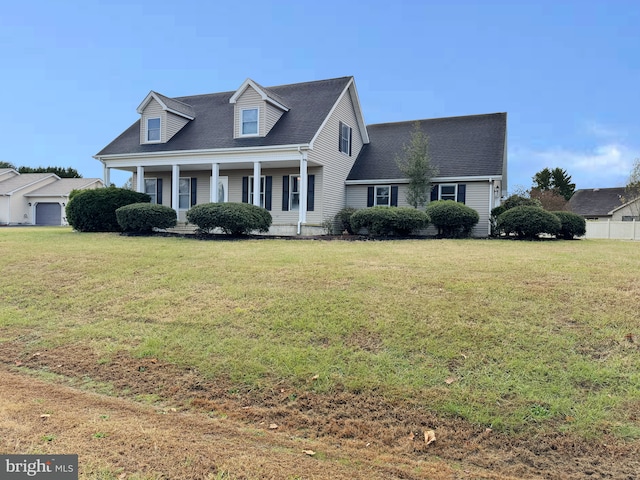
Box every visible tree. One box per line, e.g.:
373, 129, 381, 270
0, 161, 17, 169
18, 166, 82, 178
622, 158, 640, 218
532, 167, 575, 201
395, 122, 438, 208
529, 188, 568, 211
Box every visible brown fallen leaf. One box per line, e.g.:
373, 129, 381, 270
445, 377, 456, 385
268, 423, 278, 430
408, 431, 415, 441
302, 450, 316, 456
424, 430, 436, 445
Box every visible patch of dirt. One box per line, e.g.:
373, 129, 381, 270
1, 343, 639, 479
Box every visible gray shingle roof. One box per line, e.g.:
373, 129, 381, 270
152, 91, 196, 119
347, 113, 507, 181
0, 173, 57, 195
97, 77, 352, 156
568, 187, 626, 216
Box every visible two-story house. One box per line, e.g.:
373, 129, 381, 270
95, 76, 507, 236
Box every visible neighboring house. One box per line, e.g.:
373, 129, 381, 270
0, 169, 104, 225
95, 76, 507, 236
569, 187, 640, 221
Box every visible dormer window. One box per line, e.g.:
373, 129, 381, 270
241, 108, 258, 136
147, 117, 161, 142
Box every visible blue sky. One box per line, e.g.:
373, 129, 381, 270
1, 0, 639, 191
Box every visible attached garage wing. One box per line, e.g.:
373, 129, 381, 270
35, 203, 62, 225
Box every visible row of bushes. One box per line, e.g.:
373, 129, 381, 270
495, 206, 586, 239
66, 187, 273, 235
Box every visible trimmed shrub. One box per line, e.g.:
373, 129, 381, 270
116, 203, 177, 233
501, 194, 542, 211
335, 207, 358, 234
350, 206, 429, 236
66, 187, 151, 232
425, 200, 480, 238
552, 211, 586, 239
497, 206, 562, 239
186, 202, 272, 235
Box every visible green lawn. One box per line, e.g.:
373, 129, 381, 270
1, 227, 639, 438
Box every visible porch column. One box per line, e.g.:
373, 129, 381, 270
137, 166, 145, 193
253, 162, 261, 206
172, 164, 180, 211
299, 154, 308, 225
211, 163, 219, 203
103, 166, 110, 187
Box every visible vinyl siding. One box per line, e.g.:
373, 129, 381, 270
166, 112, 189, 141
234, 86, 264, 138
265, 102, 285, 135
611, 201, 640, 220
308, 86, 364, 223
346, 181, 493, 237
140, 99, 165, 144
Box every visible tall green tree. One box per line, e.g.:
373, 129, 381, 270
395, 122, 438, 208
0, 161, 17, 169
17, 166, 82, 178
532, 167, 575, 201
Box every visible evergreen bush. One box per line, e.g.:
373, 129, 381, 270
552, 211, 586, 239
66, 187, 150, 232
497, 206, 561, 239
350, 206, 429, 236
186, 202, 272, 235
116, 203, 177, 233
425, 200, 479, 238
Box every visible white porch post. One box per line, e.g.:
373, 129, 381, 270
103, 166, 110, 187
172, 165, 180, 211
253, 162, 261, 206
299, 155, 308, 226
137, 166, 145, 193
211, 163, 219, 203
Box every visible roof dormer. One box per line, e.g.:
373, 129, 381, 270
229, 79, 289, 139
137, 91, 195, 145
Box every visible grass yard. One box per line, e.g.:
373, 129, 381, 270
1, 227, 639, 479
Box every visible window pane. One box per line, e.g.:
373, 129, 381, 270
340, 124, 351, 153
441, 185, 456, 200
242, 109, 258, 135
218, 182, 225, 203
179, 178, 190, 209
290, 176, 300, 210
376, 186, 390, 206
147, 118, 160, 141
144, 179, 157, 204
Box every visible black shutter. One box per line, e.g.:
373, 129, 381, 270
430, 185, 438, 202
157, 178, 163, 205
282, 175, 289, 211
338, 121, 343, 152
265, 176, 272, 211
367, 186, 374, 207
349, 127, 352, 156
191, 178, 197, 206
307, 175, 315, 211
457, 184, 466, 204
391, 186, 398, 207
242, 176, 248, 203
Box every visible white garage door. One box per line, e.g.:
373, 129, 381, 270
35, 203, 62, 225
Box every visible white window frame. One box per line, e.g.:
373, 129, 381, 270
374, 185, 391, 206
241, 108, 259, 136
339, 122, 352, 155
289, 175, 301, 211
249, 175, 265, 207
146, 117, 161, 142
144, 178, 158, 204
438, 184, 458, 201
178, 177, 191, 210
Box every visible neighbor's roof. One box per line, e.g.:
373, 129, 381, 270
568, 187, 626, 216
347, 113, 507, 181
0, 173, 57, 195
26, 178, 104, 197
97, 77, 353, 156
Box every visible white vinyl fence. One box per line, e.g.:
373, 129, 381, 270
586, 220, 640, 240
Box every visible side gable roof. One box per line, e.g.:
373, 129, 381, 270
97, 77, 353, 156
137, 91, 196, 120
0, 173, 59, 195
26, 178, 104, 197
568, 187, 626, 216
347, 113, 507, 181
